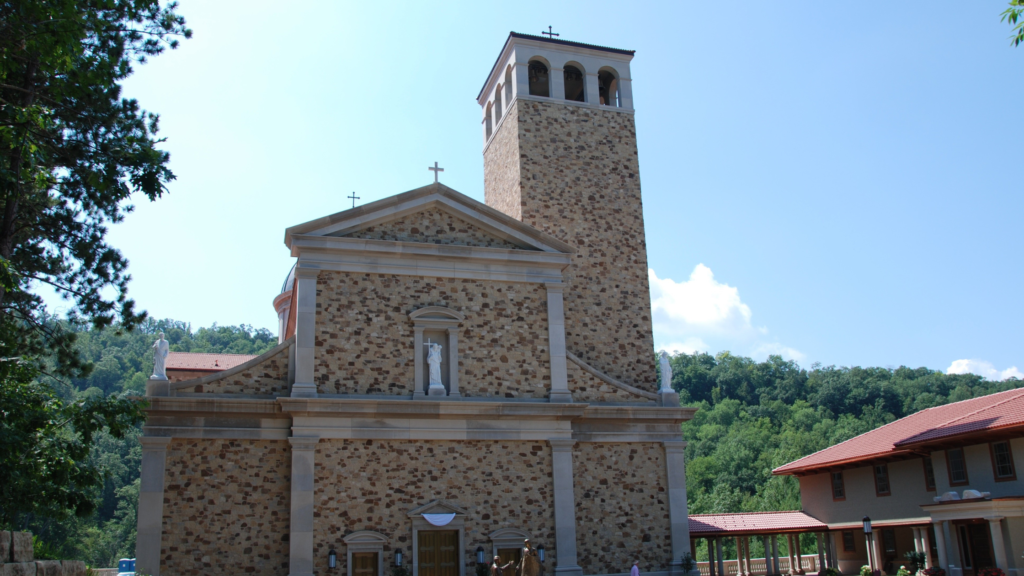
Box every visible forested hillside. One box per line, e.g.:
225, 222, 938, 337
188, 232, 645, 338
29, 319, 275, 567
30, 321, 1020, 567
670, 352, 1020, 560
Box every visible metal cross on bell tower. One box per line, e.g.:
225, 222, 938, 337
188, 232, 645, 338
347, 191, 359, 209
541, 26, 559, 39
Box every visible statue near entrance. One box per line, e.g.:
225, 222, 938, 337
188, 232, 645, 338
151, 332, 169, 381
517, 539, 540, 576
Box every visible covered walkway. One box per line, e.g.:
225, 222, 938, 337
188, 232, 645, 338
689, 512, 833, 576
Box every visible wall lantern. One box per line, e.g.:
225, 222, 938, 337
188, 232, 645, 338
329, 550, 337, 569
477, 547, 486, 564
396, 550, 403, 567
862, 516, 872, 534
537, 545, 545, 563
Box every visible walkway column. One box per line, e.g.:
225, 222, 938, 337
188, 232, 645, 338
136, 437, 172, 576
708, 538, 717, 576
549, 439, 583, 576
872, 530, 883, 576
921, 527, 932, 569
744, 536, 752, 576
816, 534, 825, 574
771, 535, 780, 576
932, 521, 947, 572
289, 436, 319, 576
826, 533, 837, 569
986, 517, 1008, 570
716, 538, 725, 576
764, 537, 773, 576
664, 441, 693, 575
736, 536, 746, 576
291, 268, 319, 398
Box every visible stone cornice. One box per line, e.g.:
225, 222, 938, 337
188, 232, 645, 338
278, 397, 588, 420
290, 234, 570, 283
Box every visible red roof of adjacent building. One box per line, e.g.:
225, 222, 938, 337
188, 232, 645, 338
166, 352, 257, 372
688, 511, 827, 536
773, 387, 1024, 476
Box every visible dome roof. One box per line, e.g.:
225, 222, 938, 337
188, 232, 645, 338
281, 263, 296, 294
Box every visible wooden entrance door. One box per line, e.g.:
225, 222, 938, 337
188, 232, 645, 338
956, 522, 994, 576
419, 530, 459, 576
497, 548, 522, 571
354, 552, 379, 576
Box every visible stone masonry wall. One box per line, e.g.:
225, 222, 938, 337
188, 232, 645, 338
566, 359, 648, 404
483, 103, 523, 221
573, 442, 671, 574
184, 347, 290, 395
161, 439, 290, 576
312, 440, 555, 576
483, 98, 658, 391
314, 271, 551, 398
344, 207, 525, 250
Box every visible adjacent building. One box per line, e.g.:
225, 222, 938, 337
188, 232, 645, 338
773, 388, 1024, 576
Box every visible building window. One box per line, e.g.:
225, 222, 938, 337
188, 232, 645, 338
874, 464, 891, 496
842, 531, 856, 552
563, 64, 585, 102
831, 471, 845, 500
947, 448, 969, 486
923, 456, 937, 491
991, 441, 1016, 480
528, 60, 550, 97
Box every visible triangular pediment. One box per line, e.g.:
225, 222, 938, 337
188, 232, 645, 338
407, 499, 468, 517
285, 183, 573, 254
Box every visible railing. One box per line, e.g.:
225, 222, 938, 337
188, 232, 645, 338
696, 554, 820, 576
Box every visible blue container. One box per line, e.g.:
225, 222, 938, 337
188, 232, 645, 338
117, 557, 136, 574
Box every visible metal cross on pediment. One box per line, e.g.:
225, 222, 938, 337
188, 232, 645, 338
428, 162, 444, 183
347, 191, 359, 209
542, 26, 559, 39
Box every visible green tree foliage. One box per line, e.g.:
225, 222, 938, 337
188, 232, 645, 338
16, 318, 274, 567
1003, 1, 1024, 47
665, 351, 1021, 561
0, 0, 190, 370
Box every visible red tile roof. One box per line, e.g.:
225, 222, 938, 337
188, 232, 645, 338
689, 511, 827, 536
774, 388, 1024, 475
166, 352, 258, 372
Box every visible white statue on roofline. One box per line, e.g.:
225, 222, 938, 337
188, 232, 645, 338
151, 332, 169, 381
659, 351, 673, 393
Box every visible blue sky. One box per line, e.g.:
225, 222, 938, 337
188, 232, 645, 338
46, 1, 1022, 377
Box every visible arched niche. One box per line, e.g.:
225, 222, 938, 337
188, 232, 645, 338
494, 84, 503, 124
485, 102, 493, 140
528, 58, 550, 97
343, 531, 389, 576
409, 306, 465, 399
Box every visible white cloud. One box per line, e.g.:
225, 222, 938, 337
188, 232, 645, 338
649, 265, 803, 361
946, 359, 1023, 381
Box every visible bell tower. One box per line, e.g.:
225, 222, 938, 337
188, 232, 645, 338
478, 32, 656, 389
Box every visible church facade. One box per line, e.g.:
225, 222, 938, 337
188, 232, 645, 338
137, 33, 695, 576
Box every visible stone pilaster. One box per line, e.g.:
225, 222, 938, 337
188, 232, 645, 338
546, 283, 572, 403
291, 268, 318, 398
664, 441, 693, 576
136, 436, 172, 576
986, 516, 1008, 570
289, 436, 319, 576
549, 439, 581, 576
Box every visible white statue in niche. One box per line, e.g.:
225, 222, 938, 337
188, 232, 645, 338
425, 340, 445, 394
659, 350, 673, 393
151, 332, 169, 381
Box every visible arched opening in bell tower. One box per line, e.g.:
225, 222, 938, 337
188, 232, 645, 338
485, 102, 493, 139
504, 65, 513, 104
528, 60, 550, 97
598, 68, 620, 107
494, 84, 503, 123
563, 64, 585, 102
